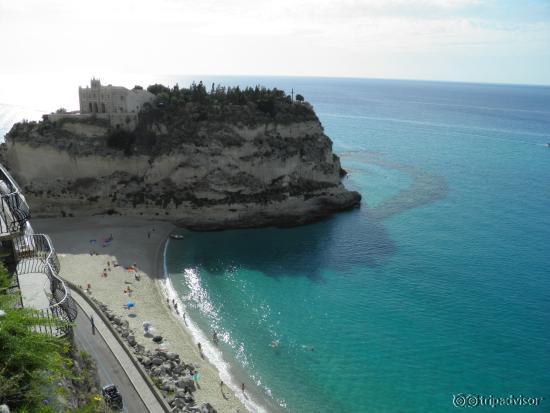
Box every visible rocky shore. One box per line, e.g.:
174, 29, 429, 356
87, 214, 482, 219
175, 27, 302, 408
92, 297, 216, 413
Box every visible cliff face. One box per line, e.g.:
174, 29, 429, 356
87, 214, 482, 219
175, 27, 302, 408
3, 95, 360, 230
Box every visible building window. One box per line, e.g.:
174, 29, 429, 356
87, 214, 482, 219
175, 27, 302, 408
88, 102, 92, 112
101, 103, 106, 113
93, 102, 98, 113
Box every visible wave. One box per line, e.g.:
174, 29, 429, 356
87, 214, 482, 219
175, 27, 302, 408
159, 241, 271, 413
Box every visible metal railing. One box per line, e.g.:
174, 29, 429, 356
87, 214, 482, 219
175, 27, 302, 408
14, 234, 77, 337
0, 164, 30, 238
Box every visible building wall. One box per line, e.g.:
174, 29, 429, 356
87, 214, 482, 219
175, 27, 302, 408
76, 79, 154, 130
79, 84, 129, 114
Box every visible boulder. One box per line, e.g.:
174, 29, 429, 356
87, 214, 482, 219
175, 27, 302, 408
174, 398, 186, 408
141, 356, 152, 367
173, 364, 185, 374
161, 362, 173, 374
152, 335, 163, 343
127, 335, 136, 346
166, 352, 178, 361
161, 380, 176, 392
175, 390, 187, 399
151, 357, 164, 366
176, 376, 195, 391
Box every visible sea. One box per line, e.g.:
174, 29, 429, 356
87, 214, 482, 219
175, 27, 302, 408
2, 75, 550, 412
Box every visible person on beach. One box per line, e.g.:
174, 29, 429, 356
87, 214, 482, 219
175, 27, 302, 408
213, 331, 219, 344
241, 383, 245, 393
197, 342, 202, 352
147, 231, 151, 239
107, 261, 111, 271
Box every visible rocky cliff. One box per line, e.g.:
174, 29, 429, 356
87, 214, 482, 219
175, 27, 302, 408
2, 84, 360, 230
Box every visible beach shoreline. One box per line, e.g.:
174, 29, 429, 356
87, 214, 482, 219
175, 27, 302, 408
32, 216, 254, 413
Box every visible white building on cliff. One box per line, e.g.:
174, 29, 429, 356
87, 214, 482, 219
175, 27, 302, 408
78, 78, 155, 129
47, 78, 155, 131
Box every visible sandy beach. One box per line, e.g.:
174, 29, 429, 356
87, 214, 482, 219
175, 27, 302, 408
33, 216, 248, 413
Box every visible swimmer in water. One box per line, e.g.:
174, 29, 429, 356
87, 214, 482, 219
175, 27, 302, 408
270, 340, 280, 348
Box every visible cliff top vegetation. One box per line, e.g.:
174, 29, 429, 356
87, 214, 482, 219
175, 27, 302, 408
139, 81, 317, 126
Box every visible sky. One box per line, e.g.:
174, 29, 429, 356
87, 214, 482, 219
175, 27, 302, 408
0, 0, 549, 86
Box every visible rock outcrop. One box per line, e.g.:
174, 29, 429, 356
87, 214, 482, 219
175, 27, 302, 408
2, 85, 360, 229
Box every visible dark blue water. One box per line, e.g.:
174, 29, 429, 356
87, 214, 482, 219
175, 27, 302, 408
2, 75, 549, 412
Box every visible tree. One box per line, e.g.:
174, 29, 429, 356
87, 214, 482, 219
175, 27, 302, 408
146, 84, 171, 95
0, 264, 71, 411
295, 94, 305, 103
56, 108, 67, 113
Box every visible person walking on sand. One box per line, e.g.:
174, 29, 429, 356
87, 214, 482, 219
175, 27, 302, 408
91, 315, 95, 335
213, 331, 219, 344
241, 383, 245, 393
197, 342, 202, 352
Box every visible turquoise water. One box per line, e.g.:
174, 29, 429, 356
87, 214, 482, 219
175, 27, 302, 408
2, 76, 549, 412
164, 78, 550, 412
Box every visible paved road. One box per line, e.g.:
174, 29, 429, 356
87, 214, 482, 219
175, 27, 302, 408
73, 301, 149, 413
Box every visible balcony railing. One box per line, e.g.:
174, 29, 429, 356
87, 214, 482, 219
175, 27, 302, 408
14, 234, 77, 337
0, 164, 30, 239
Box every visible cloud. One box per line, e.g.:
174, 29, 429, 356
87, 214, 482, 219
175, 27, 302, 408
0, 0, 548, 84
